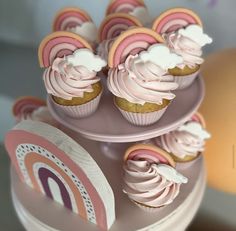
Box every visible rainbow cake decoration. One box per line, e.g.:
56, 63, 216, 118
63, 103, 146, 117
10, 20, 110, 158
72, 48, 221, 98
152, 8, 212, 89
5, 120, 115, 230
53, 7, 97, 45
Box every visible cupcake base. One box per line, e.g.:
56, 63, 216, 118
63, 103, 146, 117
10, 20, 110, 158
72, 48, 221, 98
133, 201, 164, 213
51, 91, 102, 118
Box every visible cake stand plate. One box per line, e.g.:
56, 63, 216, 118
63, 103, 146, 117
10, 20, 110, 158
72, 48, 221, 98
11, 135, 206, 231
48, 77, 204, 143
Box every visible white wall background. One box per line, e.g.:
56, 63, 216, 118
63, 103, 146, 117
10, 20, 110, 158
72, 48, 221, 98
0, 0, 235, 51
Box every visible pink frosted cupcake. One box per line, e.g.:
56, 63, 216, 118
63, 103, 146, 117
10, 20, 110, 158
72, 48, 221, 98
12, 96, 58, 127
155, 112, 211, 163
38, 32, 107, 118
152, 8, 212, 89
123, 144, 188, 212
107, 28, 183, 126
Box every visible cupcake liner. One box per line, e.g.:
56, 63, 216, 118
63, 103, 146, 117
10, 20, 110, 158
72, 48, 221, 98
133, 201, 162, 213
174, 70, 200, 90
117, 106, 168, 126
51, 91, 102, 118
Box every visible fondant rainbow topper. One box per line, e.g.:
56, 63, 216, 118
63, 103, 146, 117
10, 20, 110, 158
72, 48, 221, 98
13, 96, 46, 122
38, 31, 92, 68
108, 27, 164, 68
152, 8, 203, 34
5, 120, 115, 230
98, 13, 142, 42
106, 0, 145, 15
191, 112, 206, 128
53, 7, 92, 31
124, 144, 175, 167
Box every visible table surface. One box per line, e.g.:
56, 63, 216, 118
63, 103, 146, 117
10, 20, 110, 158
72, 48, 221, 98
1, 43, 236, 231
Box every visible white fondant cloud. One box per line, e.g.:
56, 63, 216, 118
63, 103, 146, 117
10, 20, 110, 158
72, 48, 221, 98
66, 49, 107, 72
68, 22, 98, 43
155, 164, 188, 184
178, 24, 213, 47
137, 44, 183, 70
178, 121, 211, 140
130, 6, 151, 25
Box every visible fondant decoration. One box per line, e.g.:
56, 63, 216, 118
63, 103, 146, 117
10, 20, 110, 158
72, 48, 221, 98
178, 121, 211, 140
53, 7, 92, 31
13, 96, 46, 122
191, 112, 206, 128
98, 13, 142, 42
152, 8, 202, 34
53, 7, 97, 44
5, 120, 115, 230
108, 27, 164, 68
106, 0, 145, 15
178, 25, 212, 46
200, 49, 236, 194
155, 164, 188, 184
38, 31, 92, 68
66, 49, 107, 72
137, 44, 183, 70
124, 144, 175, 167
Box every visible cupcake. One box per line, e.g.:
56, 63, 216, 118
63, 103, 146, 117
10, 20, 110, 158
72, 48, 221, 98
38, 32, 107, 118
53, 7, 98, 47
155, 112, 211, 163
123, 144, 188, 212
105, 0, 151, 26
12, 96, 58, 127
97, 13, 142, 76
107, 28, 183, 126
152, 8, 212, 89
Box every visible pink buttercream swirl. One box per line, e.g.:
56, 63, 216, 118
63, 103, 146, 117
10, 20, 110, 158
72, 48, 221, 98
157, 130, 205, 159
43, 57, 100, 100
107, 55, 178, 105
165, 32, 204, 69
123, 160, 181, 208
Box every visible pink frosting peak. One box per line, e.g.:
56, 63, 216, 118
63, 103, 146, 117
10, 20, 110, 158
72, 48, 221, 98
165, 32, 204, 69
107, 55, 178, 105
43, 57, 100, 100
123, 160, 182, 208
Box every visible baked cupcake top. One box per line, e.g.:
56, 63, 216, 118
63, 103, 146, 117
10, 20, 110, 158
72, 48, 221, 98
152, 8, 212, 69
53, 7, 97, 44
123, 144, 188, 208
156, 113, 211, 159
38, 32, 106, 100
12, 96, 57, 126
107, 28, 183, 105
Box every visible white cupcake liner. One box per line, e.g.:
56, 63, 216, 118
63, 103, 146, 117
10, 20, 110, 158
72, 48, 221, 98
174, 70, 200, 90
117, 106, 168, 126
51, 92, 102, 118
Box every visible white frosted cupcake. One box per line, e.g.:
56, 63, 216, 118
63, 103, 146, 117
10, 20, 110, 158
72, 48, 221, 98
155, 112, 211, 162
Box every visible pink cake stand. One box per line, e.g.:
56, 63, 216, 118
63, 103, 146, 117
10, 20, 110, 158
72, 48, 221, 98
11, 133, 206, 231
47, 76, 205, 143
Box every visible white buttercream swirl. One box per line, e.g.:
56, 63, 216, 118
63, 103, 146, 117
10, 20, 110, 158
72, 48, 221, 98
165, 32, 204, 69
107, 55, 178, 105
123, 160, 184, 208
97, 38, 115, 61
43, 57, 100, 100
158, 129, 205, 159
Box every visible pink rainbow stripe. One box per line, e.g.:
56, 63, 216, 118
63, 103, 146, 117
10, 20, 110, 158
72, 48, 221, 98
128, 149, 170, 164
108, 0, 144, 14
155, 12, 198, 34
113, 33, 158, 66
42, 36, 86, 67
54, 11, 90, 31
5, 130, 108, 230
101, 17, 139, 41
